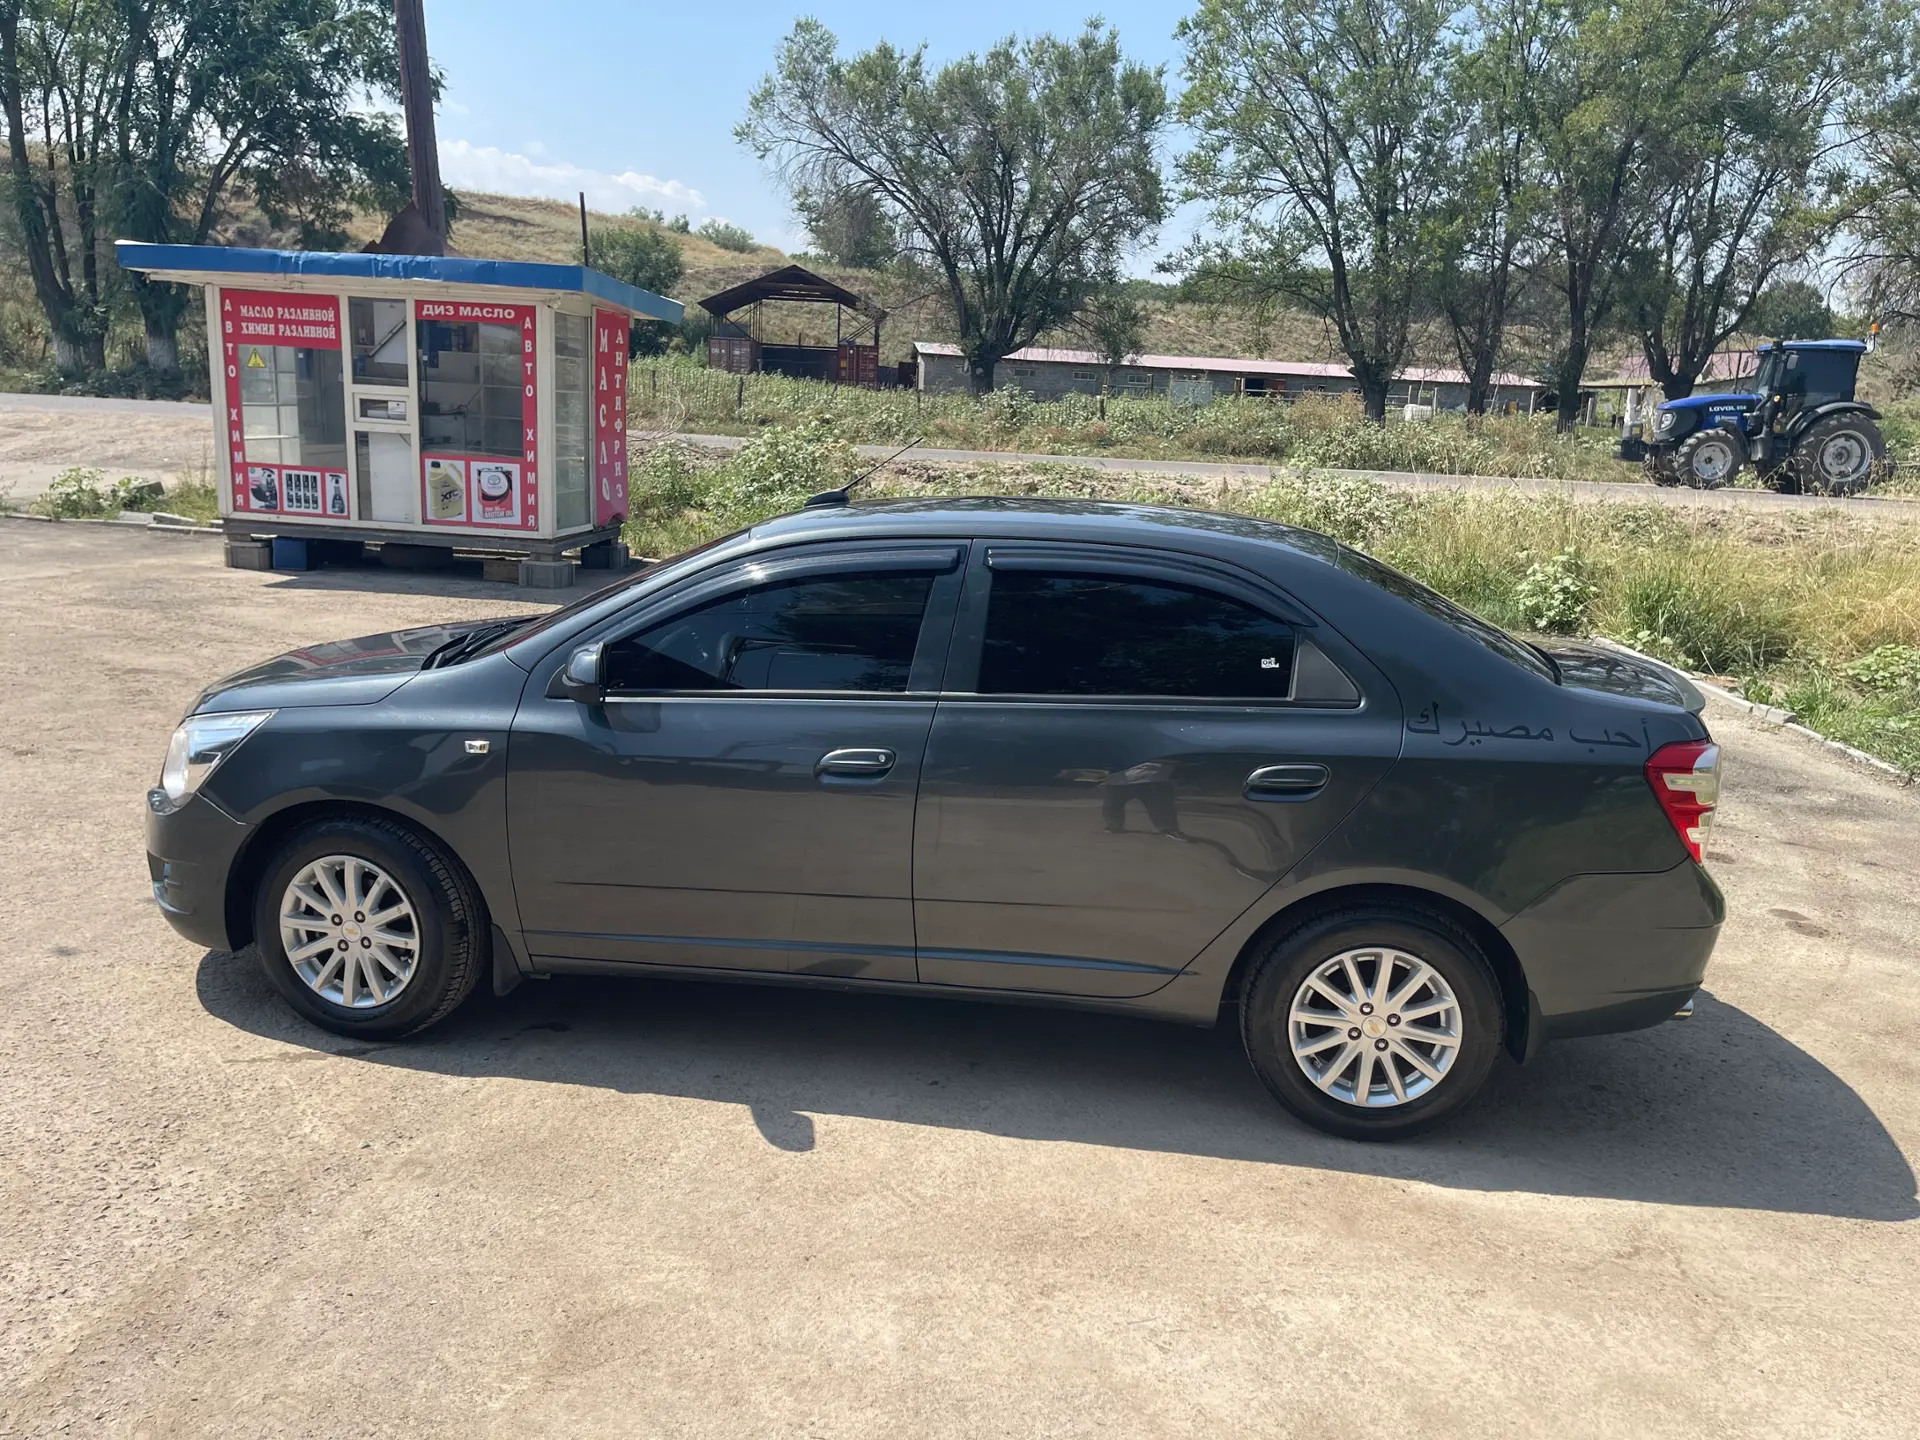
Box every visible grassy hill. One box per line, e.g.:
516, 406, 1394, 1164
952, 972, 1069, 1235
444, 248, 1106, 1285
406, 191, 1355, 367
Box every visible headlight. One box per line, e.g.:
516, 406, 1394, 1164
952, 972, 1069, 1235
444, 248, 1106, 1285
1657, 410, 1676, 430
159, 710, 274, 805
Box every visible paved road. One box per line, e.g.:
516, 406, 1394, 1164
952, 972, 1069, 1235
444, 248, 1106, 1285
2, 521, 1915, 1437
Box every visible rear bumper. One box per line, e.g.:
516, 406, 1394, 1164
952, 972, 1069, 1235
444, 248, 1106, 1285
146, 789, 252, 951
1501, 861, 1724, 1042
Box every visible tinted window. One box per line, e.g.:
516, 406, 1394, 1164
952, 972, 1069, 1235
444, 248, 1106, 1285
606, 572, 933, 693
1327, 548, 1556, 681
978, 570, 1295, 698
1778, 349, 1855, 404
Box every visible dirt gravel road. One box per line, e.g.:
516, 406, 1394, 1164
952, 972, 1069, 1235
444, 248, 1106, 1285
3, 390, 1916, 514
0, 395, 214, 503
2, 521, 1916, 1438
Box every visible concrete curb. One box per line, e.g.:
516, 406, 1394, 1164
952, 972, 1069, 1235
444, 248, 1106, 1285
0, 508, 220, 537
1585, 635, 1915, 787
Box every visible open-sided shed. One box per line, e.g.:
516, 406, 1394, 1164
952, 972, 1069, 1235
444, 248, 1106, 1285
700, 264, 885, 387
116, 240, 682, 584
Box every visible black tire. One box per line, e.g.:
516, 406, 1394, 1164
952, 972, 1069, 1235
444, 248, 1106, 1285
1239, 906, 1504, 1141
1642, 451, 1681, 487
1757, 459, 1800, 494
253, 815, 489, 1039
1793, 413, 1886, 496
1672, 428, 1742, 489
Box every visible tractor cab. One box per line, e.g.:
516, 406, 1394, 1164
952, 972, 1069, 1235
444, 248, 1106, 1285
1641, 339, 1881, 494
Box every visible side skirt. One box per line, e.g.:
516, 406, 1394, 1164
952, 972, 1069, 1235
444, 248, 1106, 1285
523, 953, 1224, 1027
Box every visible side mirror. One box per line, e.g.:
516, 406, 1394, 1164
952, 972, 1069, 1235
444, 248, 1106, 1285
555, 642, 606, 703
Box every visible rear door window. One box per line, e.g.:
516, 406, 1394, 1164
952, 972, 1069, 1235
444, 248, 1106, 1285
977, 569, 1297, 699
606, 572, 935, 693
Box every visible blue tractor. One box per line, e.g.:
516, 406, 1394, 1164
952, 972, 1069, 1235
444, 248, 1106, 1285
1637, 339, 1885, 494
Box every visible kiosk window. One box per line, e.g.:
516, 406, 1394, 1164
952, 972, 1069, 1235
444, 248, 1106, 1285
553, 312, 590, 530
349, 298, 408, 386
237, 344, 346, 469
417, 316, 522, 459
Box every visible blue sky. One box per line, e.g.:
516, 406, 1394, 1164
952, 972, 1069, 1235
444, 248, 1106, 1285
423, 1, 1198, 265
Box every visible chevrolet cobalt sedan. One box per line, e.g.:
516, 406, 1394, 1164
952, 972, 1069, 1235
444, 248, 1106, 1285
148, 499, 1723, 1139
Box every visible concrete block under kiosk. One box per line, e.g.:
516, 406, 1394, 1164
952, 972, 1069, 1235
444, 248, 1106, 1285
113, 241, 683, 584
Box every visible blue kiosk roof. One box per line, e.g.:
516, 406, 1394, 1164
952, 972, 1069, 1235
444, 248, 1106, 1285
113, 241, 684, 326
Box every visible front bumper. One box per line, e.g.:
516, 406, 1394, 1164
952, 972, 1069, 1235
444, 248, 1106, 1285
146, 788, 253, 950
1501, 860, 1724, 1041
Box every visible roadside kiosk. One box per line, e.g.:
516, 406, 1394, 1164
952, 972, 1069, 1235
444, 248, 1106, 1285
115, 241, 683, 586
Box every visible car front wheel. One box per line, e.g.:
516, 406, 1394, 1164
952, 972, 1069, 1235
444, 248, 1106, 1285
253, 815, 488, 1039
1240, 907, 1504, 1140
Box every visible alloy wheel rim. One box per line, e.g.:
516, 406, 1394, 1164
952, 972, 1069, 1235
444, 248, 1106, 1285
280, 855, 419, 1008
1287, 947, 1463, 1108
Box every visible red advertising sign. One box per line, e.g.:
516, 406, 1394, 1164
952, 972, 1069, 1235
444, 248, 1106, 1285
419, 300, 539, 531
221, 289, 341, 349
593, 309, 630, 525
216, 288, 343, 515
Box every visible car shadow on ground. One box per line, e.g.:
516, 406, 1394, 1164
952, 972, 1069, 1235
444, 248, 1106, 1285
195, 949, 1917, 1222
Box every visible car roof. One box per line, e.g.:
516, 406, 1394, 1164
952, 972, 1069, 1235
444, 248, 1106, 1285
748, 495, 1339, 566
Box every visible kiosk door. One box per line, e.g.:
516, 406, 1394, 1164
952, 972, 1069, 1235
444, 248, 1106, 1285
347, 297, 417, 523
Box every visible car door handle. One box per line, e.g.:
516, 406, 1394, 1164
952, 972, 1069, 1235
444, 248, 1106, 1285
817, 747, 896, 778
1245, 763, 1330, 799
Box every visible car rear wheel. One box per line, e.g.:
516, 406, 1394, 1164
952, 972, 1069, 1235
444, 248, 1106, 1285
253, 815, 488, 1039
1239, 907, 1504, 1140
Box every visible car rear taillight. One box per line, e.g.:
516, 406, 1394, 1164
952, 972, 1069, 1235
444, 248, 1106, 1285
1646, 740, 1720, 864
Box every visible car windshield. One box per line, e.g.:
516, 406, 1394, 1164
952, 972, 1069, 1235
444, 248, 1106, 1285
1325, 545, 1558, 682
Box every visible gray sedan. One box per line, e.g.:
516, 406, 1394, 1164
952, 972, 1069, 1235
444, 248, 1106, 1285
146, 498, 1723, 1138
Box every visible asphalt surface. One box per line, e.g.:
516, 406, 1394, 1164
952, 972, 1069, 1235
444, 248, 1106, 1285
2, 520, 1917, 1437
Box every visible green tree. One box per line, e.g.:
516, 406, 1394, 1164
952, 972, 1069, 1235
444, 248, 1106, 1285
1431, 0, 1545, 414
1072, 276, 1150, 394
1524, 0, 1733, 428
740, 19, 1167, 394
1177, 0, 1454, 421
795, 183, 897, 269
1823, 8, 1920, 327
581, 221, 686, 358
112, 0, 408, 373
696, 218, 757, 253
0, 0, 406, 376
1624, 0, 1894, 398
581, 222, 685, 295
1747, 278, 1838, 338
0, 0, 119, 372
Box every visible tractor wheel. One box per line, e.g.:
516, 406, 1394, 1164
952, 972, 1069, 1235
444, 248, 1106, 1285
1673, 429, 1743, 489
1642, 450, 1681, 487
1758, 460, 1800, 495
1793, 414, 1885, 496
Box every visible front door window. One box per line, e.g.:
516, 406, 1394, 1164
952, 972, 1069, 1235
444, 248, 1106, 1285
606, 572, 935, 693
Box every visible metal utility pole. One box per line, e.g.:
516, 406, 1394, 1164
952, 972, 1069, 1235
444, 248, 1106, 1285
396, 0, 446, 247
